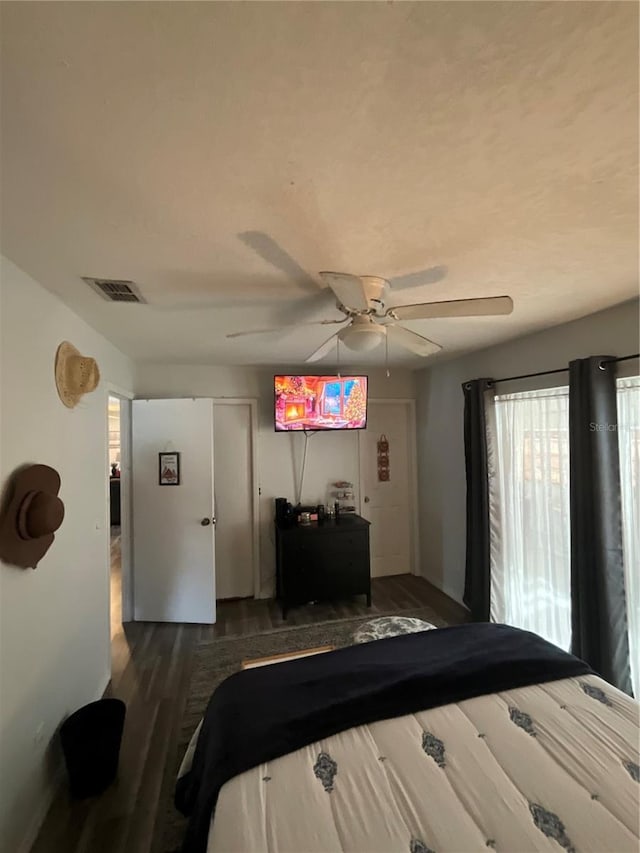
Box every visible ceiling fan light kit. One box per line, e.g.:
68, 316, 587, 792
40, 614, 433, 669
338, 316, 387, 352
227, 266, 513, 362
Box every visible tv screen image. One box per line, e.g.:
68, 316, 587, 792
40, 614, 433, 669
274, 375, 368, 431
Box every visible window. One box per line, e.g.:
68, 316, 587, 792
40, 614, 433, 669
490, 387, 571, 649
322, 382, 342, 416
321, 378, 360, 418
617, 376, 640, 696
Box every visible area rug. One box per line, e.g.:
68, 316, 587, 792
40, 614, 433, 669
156, 605, 447, 852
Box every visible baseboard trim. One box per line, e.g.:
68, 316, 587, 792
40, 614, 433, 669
442, 584, 466, 610
421, 578, 471, 623
18, 675, 111, 853
16, 761, 65, 853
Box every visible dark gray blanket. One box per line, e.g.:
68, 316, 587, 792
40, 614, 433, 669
176, 622, 591, 853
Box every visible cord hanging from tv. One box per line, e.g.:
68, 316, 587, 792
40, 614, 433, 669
274, 375, 368, 431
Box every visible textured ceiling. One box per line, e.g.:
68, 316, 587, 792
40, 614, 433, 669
0, 1, 638, 366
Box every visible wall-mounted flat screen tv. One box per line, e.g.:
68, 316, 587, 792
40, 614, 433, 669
274, 375, 368, 431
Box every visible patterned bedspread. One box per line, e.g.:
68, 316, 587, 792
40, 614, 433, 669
207, 673, 639, 852
177, 624, 594, 853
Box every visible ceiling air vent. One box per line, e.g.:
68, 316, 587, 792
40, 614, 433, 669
82, 277, 146, 303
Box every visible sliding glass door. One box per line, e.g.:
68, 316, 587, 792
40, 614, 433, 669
488, 375, 637, 680
490, 387, 571, 649
617, 376, 640, 696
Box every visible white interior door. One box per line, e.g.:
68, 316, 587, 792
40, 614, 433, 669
213, 401, 256, 599
132, 398, 216, 623
359, 401, 413, 577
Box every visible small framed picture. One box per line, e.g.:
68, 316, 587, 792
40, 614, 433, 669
159, 452, 180, 486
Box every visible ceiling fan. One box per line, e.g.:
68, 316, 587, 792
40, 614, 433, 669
227, 271, 513, 362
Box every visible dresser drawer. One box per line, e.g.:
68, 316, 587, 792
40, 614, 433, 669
284, 562, 320, 604
321, 529, 368, 555
321, 555, 368, 592
281, 541, 319, 567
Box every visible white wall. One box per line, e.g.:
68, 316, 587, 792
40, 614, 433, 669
135, 364, 415, 597
0, 257, 135, 852
416, 298, 639, 605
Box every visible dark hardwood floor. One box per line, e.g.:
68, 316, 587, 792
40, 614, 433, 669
32, 548, 467, 853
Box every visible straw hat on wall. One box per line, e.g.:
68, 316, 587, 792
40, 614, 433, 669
55, 341, 100, 408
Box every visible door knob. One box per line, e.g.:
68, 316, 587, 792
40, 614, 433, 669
201, 517, 211, 526
364, 496, 370, 503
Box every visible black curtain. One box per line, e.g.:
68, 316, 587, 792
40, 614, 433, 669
462, 378, 495, 621
569, 356, 632, 694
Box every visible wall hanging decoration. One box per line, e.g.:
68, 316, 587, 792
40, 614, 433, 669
159, 452, 180, 485
0, 464, 65, 569
377, 434, 390, 481
55, 341, 101, 408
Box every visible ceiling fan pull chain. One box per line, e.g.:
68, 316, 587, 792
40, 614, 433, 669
336, 335, 341, 379
385, 332, 390, 377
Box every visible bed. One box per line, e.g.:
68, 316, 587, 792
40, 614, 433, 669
176, 623, 639, 853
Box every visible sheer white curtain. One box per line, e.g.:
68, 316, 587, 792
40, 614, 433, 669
617, 376, 640, 696
489, 386, 571, 650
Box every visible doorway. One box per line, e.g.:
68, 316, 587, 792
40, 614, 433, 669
108, 393, 132, 645
358, 400, 418, 577
108, 396, 122, 638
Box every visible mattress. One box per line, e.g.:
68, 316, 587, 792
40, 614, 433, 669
204, 673, 639, 852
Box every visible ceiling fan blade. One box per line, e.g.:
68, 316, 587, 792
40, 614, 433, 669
319, 271, 369, 311
388, 265, 448, 291
226, 318, 347, 339
278, 288, 338, 326
237, 231, 340, 324
390, 295, 513, 321
238, 231, 319, 295
306, 333, 339, 363
385, 324, 441, 357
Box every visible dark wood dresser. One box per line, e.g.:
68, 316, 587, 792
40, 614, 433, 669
275, 514, 371, 618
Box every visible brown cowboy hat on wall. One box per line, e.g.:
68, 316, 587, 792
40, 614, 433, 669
55, 341, 100, 408
0, 465, 65, 569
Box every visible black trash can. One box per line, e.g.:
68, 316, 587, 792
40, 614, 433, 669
60, 698, 126, 798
